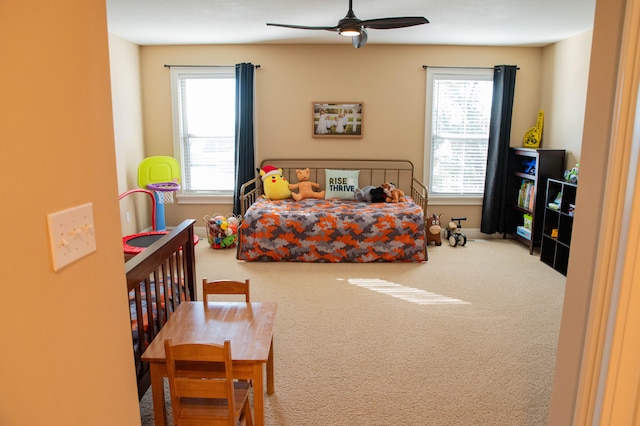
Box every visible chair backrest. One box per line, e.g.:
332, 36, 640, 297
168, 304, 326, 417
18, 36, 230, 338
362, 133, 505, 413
164, 338, 236, 424
202, 278, 250, 303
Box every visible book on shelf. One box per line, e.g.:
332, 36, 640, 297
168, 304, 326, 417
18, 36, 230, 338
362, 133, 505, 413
517, 180, 535, 210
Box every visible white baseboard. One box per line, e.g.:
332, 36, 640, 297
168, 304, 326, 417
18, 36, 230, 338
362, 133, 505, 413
456, 228, 502, 240
195, 226, 208, 239
161, 225, 208, 239
437, 227, 504, 240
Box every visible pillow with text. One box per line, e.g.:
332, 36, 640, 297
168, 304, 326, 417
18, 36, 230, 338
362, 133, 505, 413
325, 169, 360, 199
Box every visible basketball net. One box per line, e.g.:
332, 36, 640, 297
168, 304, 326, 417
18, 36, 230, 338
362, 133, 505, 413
158, 190, 175, 204
147, 182, 180, 204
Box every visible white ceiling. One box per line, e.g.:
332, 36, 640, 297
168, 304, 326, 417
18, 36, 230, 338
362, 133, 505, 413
106, 0, 596, 47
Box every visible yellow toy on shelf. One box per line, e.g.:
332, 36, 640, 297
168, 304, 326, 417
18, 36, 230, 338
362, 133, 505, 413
523, 110, 544, 148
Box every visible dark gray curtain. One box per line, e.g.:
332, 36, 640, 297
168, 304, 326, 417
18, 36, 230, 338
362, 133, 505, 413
233, 63, 256, 215
480, 65, 518, 234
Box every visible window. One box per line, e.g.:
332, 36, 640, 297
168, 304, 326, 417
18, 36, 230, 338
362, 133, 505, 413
170, 67, 236, 201
424, 68, 493, 204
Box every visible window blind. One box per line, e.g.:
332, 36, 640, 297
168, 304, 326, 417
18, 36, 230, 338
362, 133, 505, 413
171, 68, 236, 195
426, 70, 493, 197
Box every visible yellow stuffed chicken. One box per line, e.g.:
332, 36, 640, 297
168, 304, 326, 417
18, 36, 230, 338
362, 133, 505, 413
259, 165, 291, 200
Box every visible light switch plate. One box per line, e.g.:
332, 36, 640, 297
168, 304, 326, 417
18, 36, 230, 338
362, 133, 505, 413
47, 202, 97, 271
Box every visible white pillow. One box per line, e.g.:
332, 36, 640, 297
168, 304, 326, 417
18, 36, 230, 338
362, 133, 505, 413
325, 169, 360, 199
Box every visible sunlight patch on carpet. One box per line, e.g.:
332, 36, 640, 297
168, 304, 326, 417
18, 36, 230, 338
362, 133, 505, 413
342, 278, 470, 305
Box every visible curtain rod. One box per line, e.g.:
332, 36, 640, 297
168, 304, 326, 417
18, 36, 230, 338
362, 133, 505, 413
422, 65, 520, 70
164, 64, 260, 69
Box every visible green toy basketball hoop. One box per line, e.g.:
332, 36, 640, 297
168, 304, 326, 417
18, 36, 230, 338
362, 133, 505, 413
137, 156, 181, 231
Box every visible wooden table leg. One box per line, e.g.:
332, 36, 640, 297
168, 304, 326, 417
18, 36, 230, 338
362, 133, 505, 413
149, 363, 167, 426
267, 336, 274, 395
252, 363, 264, 426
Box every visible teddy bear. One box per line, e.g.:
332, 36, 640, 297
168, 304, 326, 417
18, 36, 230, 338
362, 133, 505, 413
288, 168, 325, 201
381, 182, 407, 203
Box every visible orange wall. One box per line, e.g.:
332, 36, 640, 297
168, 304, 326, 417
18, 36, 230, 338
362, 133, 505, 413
0, 1, 140, 424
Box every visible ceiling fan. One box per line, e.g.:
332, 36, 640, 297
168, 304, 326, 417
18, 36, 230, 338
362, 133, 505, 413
266, 0, 429, 49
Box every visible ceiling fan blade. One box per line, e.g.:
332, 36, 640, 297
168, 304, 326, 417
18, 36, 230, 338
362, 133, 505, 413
266, 23, 338, 31
361, 16, 429, 30
266, 1, 429, 48
352, 29, 368, 48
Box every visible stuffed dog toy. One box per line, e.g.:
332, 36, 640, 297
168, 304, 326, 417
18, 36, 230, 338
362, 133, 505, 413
381, 182, 407, 203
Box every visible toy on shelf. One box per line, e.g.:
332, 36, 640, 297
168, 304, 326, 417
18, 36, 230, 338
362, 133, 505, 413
564, 163, 579, 184
446, 217, 467, 247
521, 158, 537, 175
548, 191, 562, 210
523, 109, 544, 148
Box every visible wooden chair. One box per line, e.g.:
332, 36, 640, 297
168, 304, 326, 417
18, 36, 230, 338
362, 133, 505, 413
201, 278, 255, 387
164, 338, 253, 426
202, 278, 250, 303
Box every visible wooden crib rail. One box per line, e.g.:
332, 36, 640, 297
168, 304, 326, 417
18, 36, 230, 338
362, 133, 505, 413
125, 219, 197, 399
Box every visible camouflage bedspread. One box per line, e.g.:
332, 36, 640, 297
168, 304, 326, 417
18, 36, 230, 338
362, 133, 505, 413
236, 197, 426, 262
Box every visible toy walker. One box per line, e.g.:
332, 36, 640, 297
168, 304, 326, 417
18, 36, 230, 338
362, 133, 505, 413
446, 217, 467, 247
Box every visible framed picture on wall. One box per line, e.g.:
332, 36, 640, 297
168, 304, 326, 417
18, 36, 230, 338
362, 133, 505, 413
312, 102, 363, 138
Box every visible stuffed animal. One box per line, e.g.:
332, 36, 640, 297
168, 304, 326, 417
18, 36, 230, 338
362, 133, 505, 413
381, 182, 407, 203
205, 215, 240, 248
370, 187, 386, 203
564, 163, 579, 184
426, 212, 443, 246
354, 185, 376, 202
259, 165, 291, 200
523, 159, 536, 175
355, 185, 386, 203
288, 168, 325, 201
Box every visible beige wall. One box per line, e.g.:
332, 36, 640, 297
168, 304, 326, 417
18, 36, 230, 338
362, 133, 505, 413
137, 44, 547, 229
541, 30, 593, 168
0, 1, 140, 425
109, 34, 151, 236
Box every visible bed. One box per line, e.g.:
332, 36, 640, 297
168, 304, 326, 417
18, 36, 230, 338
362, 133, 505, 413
125, 219, 197, 399
237, 159, 428, 262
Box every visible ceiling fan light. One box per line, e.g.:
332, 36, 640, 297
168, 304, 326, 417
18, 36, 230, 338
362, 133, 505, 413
339, 28, 360, 37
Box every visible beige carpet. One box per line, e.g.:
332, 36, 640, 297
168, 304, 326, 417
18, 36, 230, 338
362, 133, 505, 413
140, 237, 565, 425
